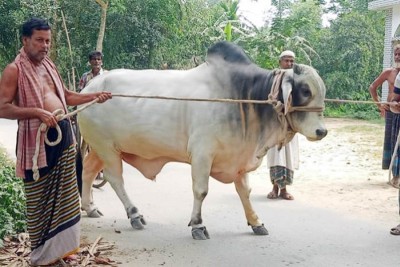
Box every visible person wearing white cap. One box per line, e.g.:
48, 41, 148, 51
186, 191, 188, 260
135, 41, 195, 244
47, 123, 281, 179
279, 50, 296, 68
266, 50, 298, 200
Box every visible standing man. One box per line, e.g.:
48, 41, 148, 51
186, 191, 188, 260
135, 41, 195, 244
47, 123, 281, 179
77, 50, 107, 216
0, 18, 111, 265
266, 50, 299, 200
369, 44, 400, 188
388, 64, 400, 235
78, 50, 106, 91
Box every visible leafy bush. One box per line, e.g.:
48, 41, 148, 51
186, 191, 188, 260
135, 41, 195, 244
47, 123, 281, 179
324, 103, 381, 120
0, 148, 26, 244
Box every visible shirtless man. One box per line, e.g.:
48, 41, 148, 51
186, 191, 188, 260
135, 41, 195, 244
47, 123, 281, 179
387, 64, 400, 236
369, 44, 400, 188
0, 18, 111, 265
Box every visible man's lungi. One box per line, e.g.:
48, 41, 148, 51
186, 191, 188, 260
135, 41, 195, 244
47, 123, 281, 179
388, 112, 400, 177
266, 134, 299, 188
383, 111, 394, 170
23, 120, 80, 265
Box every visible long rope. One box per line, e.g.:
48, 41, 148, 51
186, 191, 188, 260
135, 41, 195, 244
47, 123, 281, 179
111, 95, 397, 106
325, 98, 394, 105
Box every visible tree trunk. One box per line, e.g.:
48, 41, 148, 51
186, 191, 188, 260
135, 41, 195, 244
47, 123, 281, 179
95, 0, 108, 52
61, 10, 76, 91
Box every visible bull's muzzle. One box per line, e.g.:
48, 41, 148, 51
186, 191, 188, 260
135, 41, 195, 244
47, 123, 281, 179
306, 128, 328, 141
316, 128, 328, 139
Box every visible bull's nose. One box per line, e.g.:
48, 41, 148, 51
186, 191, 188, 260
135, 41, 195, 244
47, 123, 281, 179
316, 128, 328, 138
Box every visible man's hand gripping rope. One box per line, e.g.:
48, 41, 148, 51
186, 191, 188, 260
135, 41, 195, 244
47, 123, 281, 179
32, 98, 101, 181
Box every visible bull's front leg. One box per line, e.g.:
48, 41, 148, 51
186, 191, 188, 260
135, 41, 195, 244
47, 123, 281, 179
102, 164, 147, 230
234, 174, 268, 235
95, 150, 146, 230
188, 154, 212, 240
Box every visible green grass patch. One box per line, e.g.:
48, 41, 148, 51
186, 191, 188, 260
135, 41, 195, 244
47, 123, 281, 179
0, 147, 26, 245
324, 103, 381, 121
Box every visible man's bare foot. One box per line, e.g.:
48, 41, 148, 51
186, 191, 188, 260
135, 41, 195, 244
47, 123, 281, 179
267, 184, 279, 199
389, 177, 400, 188
279, 188, 294, 200
267, 191, 279, 199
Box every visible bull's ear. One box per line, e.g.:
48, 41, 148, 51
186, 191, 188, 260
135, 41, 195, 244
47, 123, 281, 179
282, 69, 293, 115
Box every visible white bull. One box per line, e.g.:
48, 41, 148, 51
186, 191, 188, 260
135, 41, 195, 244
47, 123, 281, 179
78, 41, 327, 239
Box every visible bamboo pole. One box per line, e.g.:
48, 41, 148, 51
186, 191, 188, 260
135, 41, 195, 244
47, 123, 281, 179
60, 10, 76, 91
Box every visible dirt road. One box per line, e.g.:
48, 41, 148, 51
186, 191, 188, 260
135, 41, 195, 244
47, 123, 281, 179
1, 118, 400, 266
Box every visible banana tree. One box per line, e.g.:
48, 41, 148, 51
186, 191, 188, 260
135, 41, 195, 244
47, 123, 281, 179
219, 0, 240, 41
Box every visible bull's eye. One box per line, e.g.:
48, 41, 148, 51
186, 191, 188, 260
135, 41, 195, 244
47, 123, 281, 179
302, 87, 311, 98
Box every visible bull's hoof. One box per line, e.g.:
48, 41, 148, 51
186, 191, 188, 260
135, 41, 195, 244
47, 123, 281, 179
87, 208, 104, 218
191, 226, 210, 240
251, 224, 269, 235
130, 215, 146, 230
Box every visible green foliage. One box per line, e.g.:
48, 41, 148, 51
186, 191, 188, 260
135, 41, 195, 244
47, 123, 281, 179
0, 0, 390, 120
154, 0, 224, 69
0, 0, 24, 69
313, 10, 384, 118
324, 103, 381, 120
0, 149, 26, 241
245, 0, 322, 70
327, 0, 369, 14
219, 0, 239, 41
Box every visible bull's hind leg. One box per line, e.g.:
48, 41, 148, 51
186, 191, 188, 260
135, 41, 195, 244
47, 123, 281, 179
188, 154, 213, 240
102, 153, 146, 230
234, 174, 268, 235
81, 149, 104, 217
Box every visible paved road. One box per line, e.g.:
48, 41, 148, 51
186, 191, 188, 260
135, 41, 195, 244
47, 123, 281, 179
0, 119, 17, 161
1, 118, 399, 266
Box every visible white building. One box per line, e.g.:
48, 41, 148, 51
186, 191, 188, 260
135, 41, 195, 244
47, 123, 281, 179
368, 0, 400, 100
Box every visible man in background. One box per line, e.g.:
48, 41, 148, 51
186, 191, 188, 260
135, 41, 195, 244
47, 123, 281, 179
369, 44, 400, 189
266, 50, 299, 200
388, 58, 400, 235
76, 50, 107, 216
78, 50, 106, 91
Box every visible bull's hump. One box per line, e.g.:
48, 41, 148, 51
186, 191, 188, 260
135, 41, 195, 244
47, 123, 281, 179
207, 41, 252, 66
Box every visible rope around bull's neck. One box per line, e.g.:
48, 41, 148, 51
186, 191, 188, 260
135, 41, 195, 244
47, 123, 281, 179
267, 69, 293, 146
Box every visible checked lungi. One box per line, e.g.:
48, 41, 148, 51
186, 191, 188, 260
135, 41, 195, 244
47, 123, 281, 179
23, 120, 80, 265
383, 111, 400, 177
267, 134, 299, 188
269, 166, 294, 188
383, 111, 394, 170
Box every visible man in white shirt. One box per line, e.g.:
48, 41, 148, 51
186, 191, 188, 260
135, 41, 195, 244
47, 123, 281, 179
266, 50, 299, 200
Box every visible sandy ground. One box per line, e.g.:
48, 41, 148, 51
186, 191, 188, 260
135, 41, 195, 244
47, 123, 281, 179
1, 118, 400, 266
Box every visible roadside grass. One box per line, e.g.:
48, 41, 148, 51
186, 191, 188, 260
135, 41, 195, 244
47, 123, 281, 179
0, 147, 26, 246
